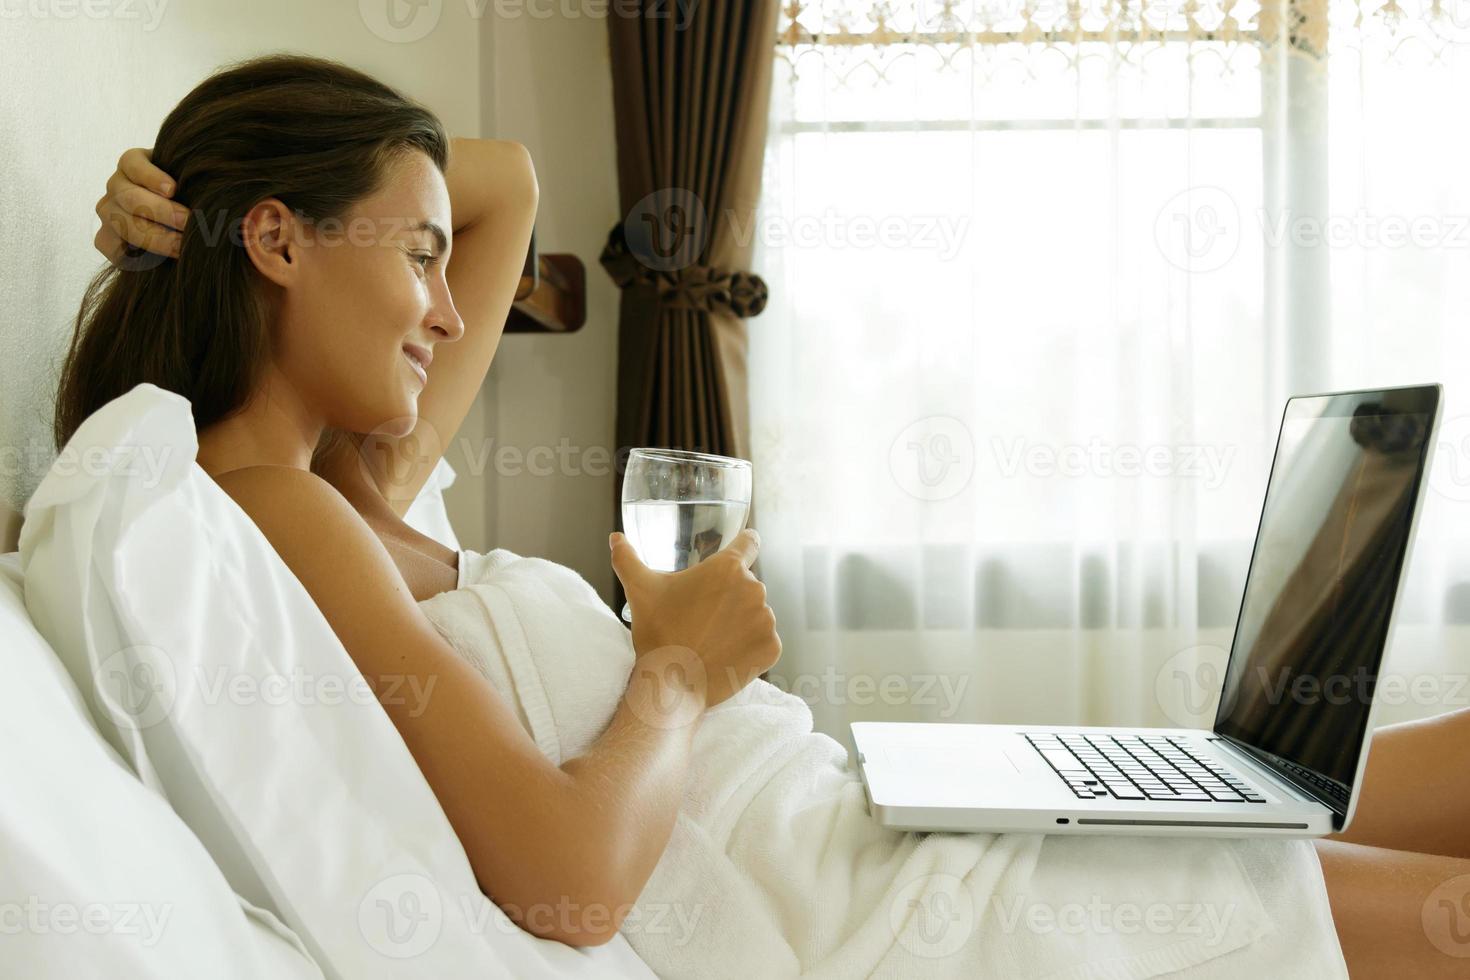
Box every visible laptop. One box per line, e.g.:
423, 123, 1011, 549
853, 384, 1441, 837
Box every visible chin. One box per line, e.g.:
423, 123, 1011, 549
340, 382, 418, 440
380, 398, 419, 439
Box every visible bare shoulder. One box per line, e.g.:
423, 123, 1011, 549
209, 464, 419, 621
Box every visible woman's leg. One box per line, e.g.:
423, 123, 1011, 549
1327, 706, 1470, 859
1314, 838, 1470, 979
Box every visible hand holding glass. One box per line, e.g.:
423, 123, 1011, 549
619, 448, 753, 623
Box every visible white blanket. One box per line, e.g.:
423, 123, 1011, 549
419, 549, 1348, 980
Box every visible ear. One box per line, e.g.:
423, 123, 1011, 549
241, 198, 305, 288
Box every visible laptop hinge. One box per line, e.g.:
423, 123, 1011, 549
1207, 736, 1333, 810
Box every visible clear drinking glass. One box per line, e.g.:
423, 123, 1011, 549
619, 448, 753, 623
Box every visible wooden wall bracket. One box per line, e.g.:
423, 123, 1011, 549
506, 226, 586, 333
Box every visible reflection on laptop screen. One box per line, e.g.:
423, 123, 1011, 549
1214, 389, 1436, 811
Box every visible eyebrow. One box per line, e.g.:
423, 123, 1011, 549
409, 220, 448, 254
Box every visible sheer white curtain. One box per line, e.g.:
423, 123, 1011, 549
747, 0, 1470, 745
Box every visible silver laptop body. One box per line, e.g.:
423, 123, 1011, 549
853, 384, 1442, 838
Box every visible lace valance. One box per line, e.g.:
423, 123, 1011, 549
776, 0, 1470, 77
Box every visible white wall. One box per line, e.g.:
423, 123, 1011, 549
1, 1, 624, 602
468, 6, 623, 604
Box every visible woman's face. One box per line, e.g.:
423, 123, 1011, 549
268, 149, 463, 440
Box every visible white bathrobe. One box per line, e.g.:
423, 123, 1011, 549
418, 548, 1348, 980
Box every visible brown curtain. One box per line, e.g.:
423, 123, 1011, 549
602, 0, 780, 613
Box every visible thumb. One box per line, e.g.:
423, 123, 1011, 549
608, 532, 649, 587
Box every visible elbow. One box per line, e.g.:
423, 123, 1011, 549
495, 139, 540, 209
497, 889, 630, 948
489, 872, 635, 948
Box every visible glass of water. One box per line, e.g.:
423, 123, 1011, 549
619, 448, 753, 623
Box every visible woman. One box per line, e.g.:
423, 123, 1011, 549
73, 54, 1470, 977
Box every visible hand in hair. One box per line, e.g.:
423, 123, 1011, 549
93, 147, 189, 264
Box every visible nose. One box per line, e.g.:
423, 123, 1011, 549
428, 280, 465, 343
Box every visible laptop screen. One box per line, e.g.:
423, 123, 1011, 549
1213, 386, 1438, 820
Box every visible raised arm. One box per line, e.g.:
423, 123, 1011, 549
369, 137, 538, 512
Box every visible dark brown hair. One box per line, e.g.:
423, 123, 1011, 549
53, 52, 450, 455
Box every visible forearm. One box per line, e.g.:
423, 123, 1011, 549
493, 665, 704, 946
375, 136, 537, 512
563, 665, 705, 900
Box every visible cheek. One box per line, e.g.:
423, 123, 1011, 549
300, 250, 421, 359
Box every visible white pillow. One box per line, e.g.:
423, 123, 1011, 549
0, 553, 323, 978
18, 383, 654, 979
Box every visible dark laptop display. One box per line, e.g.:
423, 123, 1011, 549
1213, 385, 1439, 823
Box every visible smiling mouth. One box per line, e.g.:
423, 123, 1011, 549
402, 348, 428, 385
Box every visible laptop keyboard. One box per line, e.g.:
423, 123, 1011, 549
1025, 733, 1267, 803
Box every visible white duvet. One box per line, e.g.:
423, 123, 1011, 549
419, 548, 1349, 980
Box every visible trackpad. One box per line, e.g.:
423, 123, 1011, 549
884, 741, 1021, 773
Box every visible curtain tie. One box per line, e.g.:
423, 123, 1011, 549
599, 223, 768, 318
